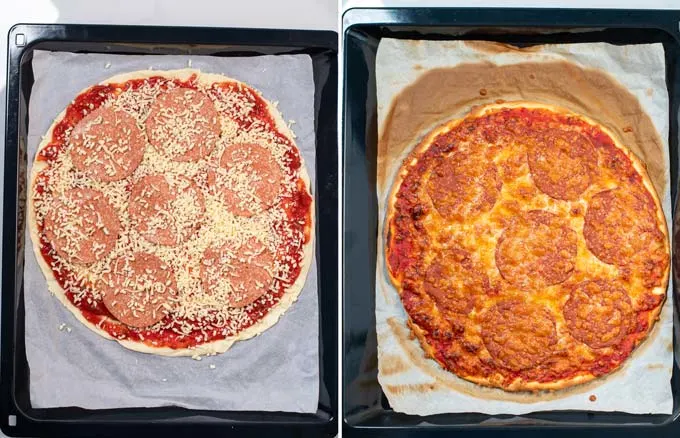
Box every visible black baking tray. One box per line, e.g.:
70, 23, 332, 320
342, 7, 680, 436
1, 24, 337, 438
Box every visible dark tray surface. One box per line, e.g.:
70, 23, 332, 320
2, 23, 338, 438
342, 6, 680, 436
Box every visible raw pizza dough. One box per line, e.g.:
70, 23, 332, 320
29, 69, 315, 357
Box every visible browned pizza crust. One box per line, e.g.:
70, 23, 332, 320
383, 101, 669, 392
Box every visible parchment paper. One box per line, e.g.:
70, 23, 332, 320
25, 50, 319, 412
375, 39, 674, 415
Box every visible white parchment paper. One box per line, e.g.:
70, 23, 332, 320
375, 39, 674, 415
25, 50, 319, 412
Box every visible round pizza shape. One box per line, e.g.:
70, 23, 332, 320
385, 101, 669, 391
29, 69, 315, 357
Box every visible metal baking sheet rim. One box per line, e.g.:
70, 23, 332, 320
1, 23, 338, 438
341, 6, 680, 431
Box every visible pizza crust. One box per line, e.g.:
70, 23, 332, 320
28, 69, 315, 357
383, 101, 670, 392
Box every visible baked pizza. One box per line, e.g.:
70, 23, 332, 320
385, 101, 669, 391
29, 69, 314, 357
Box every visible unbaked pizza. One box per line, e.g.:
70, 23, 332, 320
29, 69, 314, 357
385, 101, 669, 391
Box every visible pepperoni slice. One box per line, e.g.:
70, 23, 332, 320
424, 247, 489, 315
145, 88, 220, 162
584, 188, 665, 266
200, 237, 275, 308
128, 174, 205, 246
495, 210, 577, 289
99, 252, 176, 328
563, 280, 632, 349
482, 300, 557, 371
527, 130, 597, 200
426, 149, 501, 222
215, 143, 284, 217
43, 188, 120, 264
69, 107, 145, 182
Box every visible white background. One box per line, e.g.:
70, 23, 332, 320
2, 0, 680, 434
0, 0, 336, 433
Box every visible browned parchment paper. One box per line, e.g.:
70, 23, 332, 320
375, 39, 673, 415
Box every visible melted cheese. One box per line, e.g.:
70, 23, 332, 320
399, 107, 668, 376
